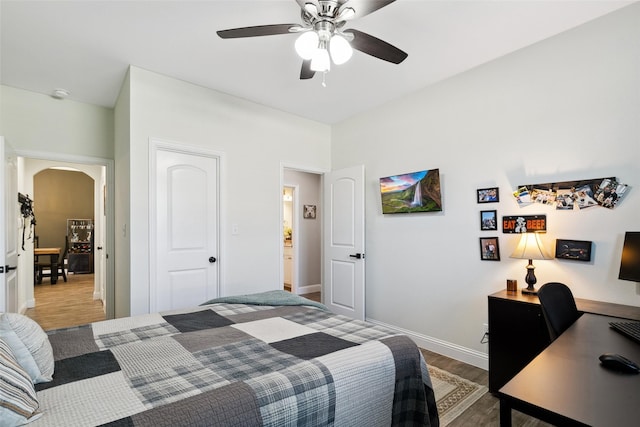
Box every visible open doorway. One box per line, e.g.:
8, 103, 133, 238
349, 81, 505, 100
16, 154, 113, 330
283, 186, 294, 293
282, 168, 322, 302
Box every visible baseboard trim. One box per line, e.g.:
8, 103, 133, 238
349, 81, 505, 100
365, 317, 488, 370
297, 284, 321, 295
93, 291, 102, 301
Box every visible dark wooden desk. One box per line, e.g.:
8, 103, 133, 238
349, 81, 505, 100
34, 247, 60, 284
488, 290, 640, 393
499, 313, 640, 426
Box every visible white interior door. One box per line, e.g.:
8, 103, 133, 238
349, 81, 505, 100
151, 142, 219, 312
323, 165, 365, 320
1, 137, 19, 313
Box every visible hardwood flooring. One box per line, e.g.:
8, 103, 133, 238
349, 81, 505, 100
24, 273, 105, 330
420, 349, 552, 427
26, 286, 547, 425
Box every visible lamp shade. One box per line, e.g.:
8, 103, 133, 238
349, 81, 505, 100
510, 233, 553, 260
329, 34, 352, 65
310, 46, 330, 72
295, 31, 319, 60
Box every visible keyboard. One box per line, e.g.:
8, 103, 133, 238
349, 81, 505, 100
610, 321, 640, 344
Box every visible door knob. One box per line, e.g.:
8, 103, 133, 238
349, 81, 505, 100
209, 257, 217, 263
1, 265, 17, 273
349, 253, 363, 259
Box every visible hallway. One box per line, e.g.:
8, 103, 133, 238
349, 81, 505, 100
24, 273, 105, 330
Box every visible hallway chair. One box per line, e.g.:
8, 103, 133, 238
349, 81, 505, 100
537, 282, 582, 342
36, 236, 69, 284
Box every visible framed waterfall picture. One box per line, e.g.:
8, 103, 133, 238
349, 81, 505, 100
379, 169, 442, 214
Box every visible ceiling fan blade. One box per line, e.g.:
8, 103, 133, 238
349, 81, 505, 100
339, 0, 396, 20
343, 29, 407, 64
217, 24, 300, 39
300, 60, 316, 79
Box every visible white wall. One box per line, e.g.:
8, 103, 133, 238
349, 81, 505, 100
122, 67, 331, 316
0, 86, 113, 159
113, 71, 131, 319
332, 4, 640, 367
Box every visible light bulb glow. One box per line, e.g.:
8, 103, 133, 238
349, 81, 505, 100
310, 48, 330, 72
329, 34, 352, 65
295, 31, 319, 60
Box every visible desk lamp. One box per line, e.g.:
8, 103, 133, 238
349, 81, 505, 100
510, 232, 553, 295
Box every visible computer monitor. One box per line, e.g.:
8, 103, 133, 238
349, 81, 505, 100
619, 232, 640, 282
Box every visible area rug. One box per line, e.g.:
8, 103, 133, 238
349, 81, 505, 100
428, 365, 488, 426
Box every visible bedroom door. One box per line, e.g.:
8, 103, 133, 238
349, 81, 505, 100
150, 140, 220, 312
323, 165, 365, 320
0, 137, 19, 313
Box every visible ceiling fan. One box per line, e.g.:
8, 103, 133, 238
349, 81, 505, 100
217, 0, 408, 80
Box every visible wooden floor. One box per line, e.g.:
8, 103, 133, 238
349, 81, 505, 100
27, 286, 547, 425
420, 349, 552, 427
24, 273, 106, 330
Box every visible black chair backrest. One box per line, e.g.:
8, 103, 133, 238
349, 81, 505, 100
62, 235, 69, 259
537, 282, 581, 341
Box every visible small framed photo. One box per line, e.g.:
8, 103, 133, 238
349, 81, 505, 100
555, 239, 592, 262
480, 237, 500, 261
477, 187, 499, 203
480, 210, 497, 231
303, 204, 316, 219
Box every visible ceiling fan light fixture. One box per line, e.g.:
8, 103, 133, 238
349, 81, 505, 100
336, 7, 355, 21
295, 31, 319, 60
310, 46, 330, 72
329, 34, 352, 65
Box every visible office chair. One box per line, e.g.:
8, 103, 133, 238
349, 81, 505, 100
537, 282, 582, 341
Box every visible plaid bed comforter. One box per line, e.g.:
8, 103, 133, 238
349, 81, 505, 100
33, 298, 438, 426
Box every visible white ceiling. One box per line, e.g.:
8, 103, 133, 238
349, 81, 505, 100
1, 0, 635, 124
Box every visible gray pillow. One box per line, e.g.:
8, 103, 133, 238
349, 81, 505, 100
0, 313, 54, 383
0, 337, 42, 425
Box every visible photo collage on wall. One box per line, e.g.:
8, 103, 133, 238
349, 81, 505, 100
513, 177, 629, 211
477, 187, 500, 261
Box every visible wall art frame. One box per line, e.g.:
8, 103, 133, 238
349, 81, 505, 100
480, 237, 500, 261
480, 210, 498, 231
555, 239, 592, 262
477, 187, 499, 203
303, 204, 316, 219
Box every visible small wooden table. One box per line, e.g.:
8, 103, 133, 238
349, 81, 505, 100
34, 247, 61, 284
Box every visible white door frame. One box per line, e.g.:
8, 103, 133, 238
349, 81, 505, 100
282, 184, 298, 293
148, 138, 225, 310
280, 163, 328, 297
1, 137, 19, 313
13, 149, 115, 319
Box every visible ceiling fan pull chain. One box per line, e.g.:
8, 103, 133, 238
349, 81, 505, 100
322, 72, 327, 87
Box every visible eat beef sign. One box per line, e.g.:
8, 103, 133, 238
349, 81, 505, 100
502, 215, 547, 233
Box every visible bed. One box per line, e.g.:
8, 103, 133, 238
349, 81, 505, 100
3, 291, 438, 426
